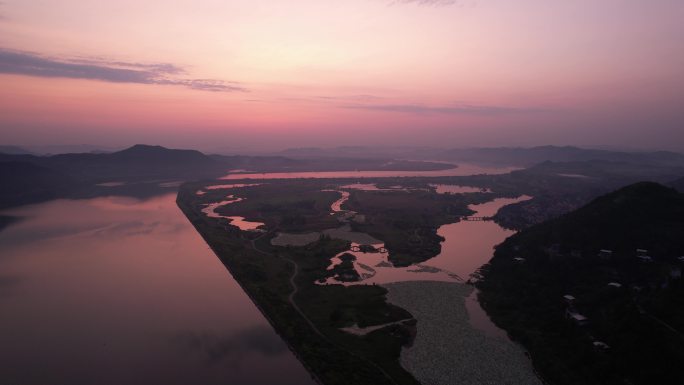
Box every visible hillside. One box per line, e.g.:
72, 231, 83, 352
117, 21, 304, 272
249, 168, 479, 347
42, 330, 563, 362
0, 145, 33, 155
0, 145, 228, 208
439, 146, 684, 168
0, 161, 78, 209
477, 182, 684, 385
489, 160, 684, 230
670, 176, 684, 192
45, 144, 222, 181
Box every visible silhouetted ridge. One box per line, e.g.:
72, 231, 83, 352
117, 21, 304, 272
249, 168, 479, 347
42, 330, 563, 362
34, 144, 222, 182
502, 182, 684, 257
478, 182, 684, 385
670, 176, 684, 192
439, 146, 684, 167
109, 144, 215, 164
0, 161, 77, 209
0, 145, 33, 155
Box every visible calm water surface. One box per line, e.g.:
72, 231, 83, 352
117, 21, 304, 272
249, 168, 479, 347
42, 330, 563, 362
0, 194, 313, 385
429, 196, 532, 279
315, 189, 531, 338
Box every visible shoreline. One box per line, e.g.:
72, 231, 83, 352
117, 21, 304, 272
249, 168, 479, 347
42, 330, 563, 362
384, 280, 541, 385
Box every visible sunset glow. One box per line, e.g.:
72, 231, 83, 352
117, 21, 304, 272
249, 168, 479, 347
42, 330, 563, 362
1, 0, 683, 151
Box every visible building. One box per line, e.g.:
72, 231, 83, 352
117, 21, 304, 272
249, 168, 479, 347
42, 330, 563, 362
593, 341, 610, 351
566, 310, 589, 326
598, 249, 613, 259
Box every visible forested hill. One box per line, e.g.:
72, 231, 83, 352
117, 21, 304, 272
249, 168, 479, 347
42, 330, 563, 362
440, 146, 684, 168
478, 182, 684, 385
0, 144, 225, 208
0, 144, 223, 182
670, 176, 684, 192
500, 182, 684, 255
0, 161, 77, 209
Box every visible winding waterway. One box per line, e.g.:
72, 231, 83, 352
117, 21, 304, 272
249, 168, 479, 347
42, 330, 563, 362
253, 180, 539, 384
1, 165, 532, 384
0, 194, 313, 385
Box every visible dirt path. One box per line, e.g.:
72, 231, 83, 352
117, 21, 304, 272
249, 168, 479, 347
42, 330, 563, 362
248, 232, 400, 385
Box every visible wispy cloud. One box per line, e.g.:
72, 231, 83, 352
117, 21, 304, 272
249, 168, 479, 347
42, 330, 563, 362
0, 48, 246, 92
343, 103, 542, 116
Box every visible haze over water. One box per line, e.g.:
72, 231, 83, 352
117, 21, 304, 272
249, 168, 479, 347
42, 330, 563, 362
1, 1, 682, 384
0, 194, 313, 385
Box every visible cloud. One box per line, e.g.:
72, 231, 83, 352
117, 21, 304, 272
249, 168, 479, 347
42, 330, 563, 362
343, 103, 542, 116
0, 48, 246, 92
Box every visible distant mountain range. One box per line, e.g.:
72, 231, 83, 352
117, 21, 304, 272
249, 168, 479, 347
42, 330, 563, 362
0, 144, 455, 209
0, 145, 34, 155
277, 145, 684, 168
438, 146, 684, 167
0, 144, 230, 209
6, 144, 684, 169
478, 182, 684, 385
0, 161, 76, 209
0, 144, 224, 183
670, 176, 684, 192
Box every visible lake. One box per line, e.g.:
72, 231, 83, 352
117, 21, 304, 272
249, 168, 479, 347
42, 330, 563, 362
0, 194, 313, 385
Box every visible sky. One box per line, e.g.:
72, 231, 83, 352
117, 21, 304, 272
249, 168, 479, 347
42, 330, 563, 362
0, 0, 683, 152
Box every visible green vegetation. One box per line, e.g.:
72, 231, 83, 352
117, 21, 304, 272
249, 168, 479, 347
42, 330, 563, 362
202, 178, 498, 266
178, 180, 426, 385
0, 161, 77, 209
179, 177, 522, 384
343, 189, 490, 266
212, 181, 341, 232
328, 253, 360, 282
477, 182, 684, 385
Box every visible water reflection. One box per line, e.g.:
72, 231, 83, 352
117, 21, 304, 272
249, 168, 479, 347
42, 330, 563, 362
429, 196, 532, 279
200, 195, 266, 231
173, 325, 290, 364
0, 194, 313, 385
464, 289, 508, 339
317, 190, 531, 339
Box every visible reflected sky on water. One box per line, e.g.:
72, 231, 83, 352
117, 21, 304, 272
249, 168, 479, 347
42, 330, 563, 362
0, 194, 313, 385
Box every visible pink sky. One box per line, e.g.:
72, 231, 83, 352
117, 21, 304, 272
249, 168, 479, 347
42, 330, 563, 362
1, 0, 683, 152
